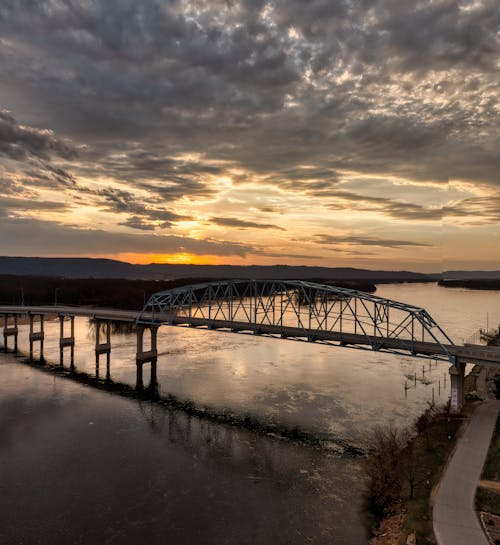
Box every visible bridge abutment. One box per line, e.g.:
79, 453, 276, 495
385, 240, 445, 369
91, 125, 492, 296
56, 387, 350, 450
136, 324, 159, 391
449, 359, 466, 413
29, 313, 45, 362
2, 314, 19, 353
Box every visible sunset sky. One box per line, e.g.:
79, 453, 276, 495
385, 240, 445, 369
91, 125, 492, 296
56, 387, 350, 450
0, 0, 499, 272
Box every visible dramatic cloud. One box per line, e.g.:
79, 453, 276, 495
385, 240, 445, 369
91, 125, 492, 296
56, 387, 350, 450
1, 0, 498, 184
0, 0, 498, 268
0, 217, 254, 257
0, 109, 75, 161
79, 186, 193, 229
74, 149, 219, 200
0, 110, 77, 210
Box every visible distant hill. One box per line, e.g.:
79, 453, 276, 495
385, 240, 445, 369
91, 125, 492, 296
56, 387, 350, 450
0, 257, 137, 278
0, 256, 435, 282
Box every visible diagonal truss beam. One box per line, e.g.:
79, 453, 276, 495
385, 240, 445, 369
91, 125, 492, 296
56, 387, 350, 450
140, 280, 456, 363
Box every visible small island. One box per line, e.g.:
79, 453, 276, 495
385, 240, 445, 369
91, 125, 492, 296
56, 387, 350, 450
439, 279, 500, 291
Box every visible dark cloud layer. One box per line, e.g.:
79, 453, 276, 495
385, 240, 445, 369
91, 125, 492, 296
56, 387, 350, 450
444, 195, 500, 224
80, 186, 193, 229
75, 149, 219, 201
210, 216, 285, 230
322, 190, 444, 221
315, 234, 430, 249
0, 109, 75, 161
0, 216, 254, 256
0, 196, 68, 213
0, 109, 76, 208
1, 0, 498, 189
323, 189, 500, 225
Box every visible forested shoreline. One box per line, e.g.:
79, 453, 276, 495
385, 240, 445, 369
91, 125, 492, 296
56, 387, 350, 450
0, 275, 377, 309
439, 279, 500, 290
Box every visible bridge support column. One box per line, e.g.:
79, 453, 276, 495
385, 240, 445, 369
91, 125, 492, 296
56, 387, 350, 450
29, 314, 45, 362
449, 359, 466, 413
136, 324, 159, 392
3, 314, 19, 353
95, 320, 111, 378
59, 315, 75, 368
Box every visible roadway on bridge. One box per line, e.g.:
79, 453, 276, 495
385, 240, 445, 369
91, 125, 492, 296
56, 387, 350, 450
2, 305, 500, 368
433, 400, 500, 545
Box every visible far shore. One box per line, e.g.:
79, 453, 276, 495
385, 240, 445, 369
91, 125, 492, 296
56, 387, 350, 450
439, 279, 500, 291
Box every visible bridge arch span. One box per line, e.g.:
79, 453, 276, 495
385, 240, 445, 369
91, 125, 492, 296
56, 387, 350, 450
141, 280, 455, 362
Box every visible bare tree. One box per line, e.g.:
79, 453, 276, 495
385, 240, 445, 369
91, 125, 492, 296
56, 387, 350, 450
363, 426, 409, 521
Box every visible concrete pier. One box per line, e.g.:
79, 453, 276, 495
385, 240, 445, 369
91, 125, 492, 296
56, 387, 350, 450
3, 314, 19, 353
136, 324, 159, 390
449, 359, 466, 413
29, 313, 45, 362
95, 319, 111, 378
59, 315, 75, 368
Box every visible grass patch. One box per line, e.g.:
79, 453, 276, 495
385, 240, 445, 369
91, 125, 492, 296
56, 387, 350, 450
482, 413, 500, 482
476, 487, 500, 516
400, 411, 462, 545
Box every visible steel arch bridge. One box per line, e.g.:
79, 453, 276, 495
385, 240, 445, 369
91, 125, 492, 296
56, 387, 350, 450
141, 280, 455, 362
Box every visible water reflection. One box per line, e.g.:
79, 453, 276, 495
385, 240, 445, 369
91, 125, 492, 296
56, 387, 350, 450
10, 283, 492, 450
11, 316, 448, 450
0, 358, 367, 545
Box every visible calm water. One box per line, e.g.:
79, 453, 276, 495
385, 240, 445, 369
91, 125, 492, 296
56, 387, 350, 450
1, 283, 499, 544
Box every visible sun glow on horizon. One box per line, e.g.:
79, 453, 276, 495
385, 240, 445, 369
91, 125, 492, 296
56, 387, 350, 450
114, 252, 232, 265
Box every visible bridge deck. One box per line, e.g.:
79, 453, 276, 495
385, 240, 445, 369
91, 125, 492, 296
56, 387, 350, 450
1, 305, 499, 367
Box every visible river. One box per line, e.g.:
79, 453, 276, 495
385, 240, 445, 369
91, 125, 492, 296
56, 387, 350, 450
1, 283, 499, 544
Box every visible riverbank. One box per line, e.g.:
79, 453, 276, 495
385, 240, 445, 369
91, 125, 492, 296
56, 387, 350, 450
367, 404, 464, 545
368, 364, 500, 545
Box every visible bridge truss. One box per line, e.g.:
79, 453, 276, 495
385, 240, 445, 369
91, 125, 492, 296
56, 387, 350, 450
141, 280, 455, 362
